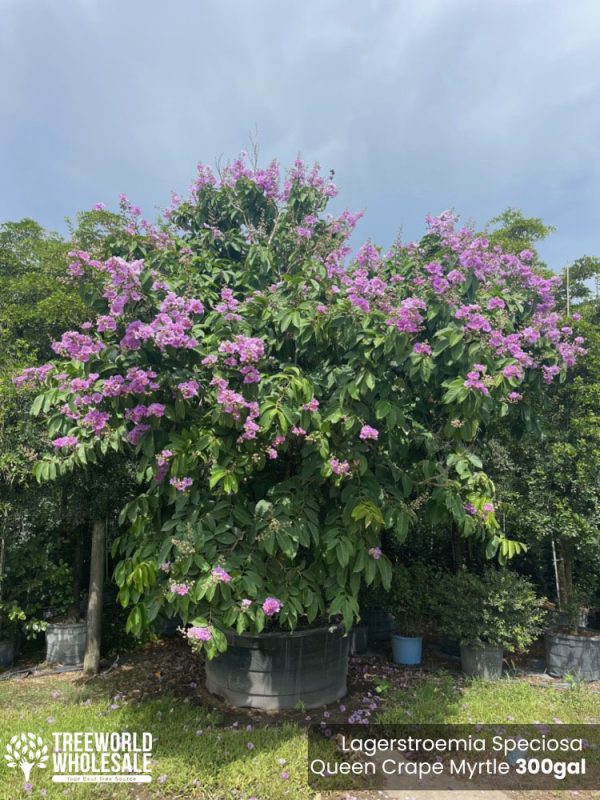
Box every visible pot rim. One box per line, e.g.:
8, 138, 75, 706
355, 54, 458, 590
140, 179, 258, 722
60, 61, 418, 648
460, 642, 504, 652
225, 622, 345, 641
545, 631, 600, 643
46, 622, 87, 630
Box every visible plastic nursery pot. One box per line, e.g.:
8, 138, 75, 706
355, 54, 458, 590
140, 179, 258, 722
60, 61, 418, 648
548, 609, 589, 631
205, 624, 349, 710
0, 638, 15, 668
45, 622, 87, 665
349, 624, 368, 655
545, 630, 600, 681
438, 634, 461, 658
364, 607, 395, 643
391, 634, 423, 666
460, 644, 503, 679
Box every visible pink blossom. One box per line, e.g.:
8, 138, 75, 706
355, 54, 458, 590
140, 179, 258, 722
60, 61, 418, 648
240, 366, 261, 384
51, 331, 105, 362
127, 423, 151, 444
52, 436, 79, 449
487, 297, 506, 311
413, 342, 432, 356
187, 626, 212, 641
262, 597, 283, 617
303, 398, 320, 412
170, 476, 193, 492
502, 364, 523, 380
212, 566, 232, 583
82, 409, 111, 434
369, 547, 382, 560
12, 364, 54, 388
170, 583, 190, 596
359, 425, 379, 441
542, 364, 561, 384
156, 449, 174, 466
177, 380, 199, 398
330, 458, 350, 476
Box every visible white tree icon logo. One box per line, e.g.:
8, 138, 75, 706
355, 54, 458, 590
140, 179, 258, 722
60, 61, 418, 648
4, 733, 49, 783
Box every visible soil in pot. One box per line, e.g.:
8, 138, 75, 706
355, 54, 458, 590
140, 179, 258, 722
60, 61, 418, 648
545, 629, 600, 681
392, 634, 423, 665
46, 622, 87, 665
205, 623, 349, 710
460, 644, 503, 679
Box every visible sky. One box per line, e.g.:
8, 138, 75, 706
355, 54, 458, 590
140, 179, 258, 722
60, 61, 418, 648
1, 0, 599, 271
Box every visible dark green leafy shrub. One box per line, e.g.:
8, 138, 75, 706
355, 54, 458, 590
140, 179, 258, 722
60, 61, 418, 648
435, 568, 546, 652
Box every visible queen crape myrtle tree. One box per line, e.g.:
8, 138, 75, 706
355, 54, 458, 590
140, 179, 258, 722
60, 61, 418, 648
17, 155, 584, 657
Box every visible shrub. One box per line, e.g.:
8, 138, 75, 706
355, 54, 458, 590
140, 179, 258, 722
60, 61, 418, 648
369, 562, 436, 636
434, 568, 546, 652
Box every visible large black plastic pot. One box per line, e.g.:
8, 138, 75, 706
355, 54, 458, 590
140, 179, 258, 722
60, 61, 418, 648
46, 622, 87, 665
545, 631, 600, 681
205, 624, 349, 710
460, 644, 503, 679
438, 634, 461, 658
0, 638, 15, 668
364, 607, 395, 643
349, 625, 368, 654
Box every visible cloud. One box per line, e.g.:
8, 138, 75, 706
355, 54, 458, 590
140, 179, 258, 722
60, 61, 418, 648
0, 0, 599, 267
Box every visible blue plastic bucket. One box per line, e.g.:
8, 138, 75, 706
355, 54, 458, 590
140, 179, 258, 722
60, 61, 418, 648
391, 634, 423, 665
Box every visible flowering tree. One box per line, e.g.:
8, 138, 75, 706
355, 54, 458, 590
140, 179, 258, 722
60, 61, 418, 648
17, 155, 584, 657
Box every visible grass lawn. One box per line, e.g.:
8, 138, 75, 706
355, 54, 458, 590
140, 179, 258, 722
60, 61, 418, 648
1, 641, 599, 799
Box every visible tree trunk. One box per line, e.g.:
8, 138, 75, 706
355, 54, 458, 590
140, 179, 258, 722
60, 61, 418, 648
556, 537, 574, 609
83, 520, 105, 675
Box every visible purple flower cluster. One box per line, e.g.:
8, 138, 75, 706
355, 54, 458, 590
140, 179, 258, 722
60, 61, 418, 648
170, 583, 190, 596
219, 335, 265, 364
51, 331, 104, 363
330, 458, 350, 476
187, 626, 212, 642
212, 566, 232, 583
52, 436, 79, 449
12, 364, 54, 388
412, 342, 432, 356
359, 425, 379, 441
464, 365, 490, 395
262, 597, 283, 617
190, 152, 337, 206
170, 476, 193, 492
177, 380, 199, 399
214, 288, 242, 322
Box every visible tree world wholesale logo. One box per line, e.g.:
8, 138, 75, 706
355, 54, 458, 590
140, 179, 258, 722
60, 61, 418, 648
5, 731, 153, 784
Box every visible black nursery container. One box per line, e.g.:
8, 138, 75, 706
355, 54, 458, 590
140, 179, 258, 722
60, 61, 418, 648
364, 607, 395, 643
205, 624, 349, 710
